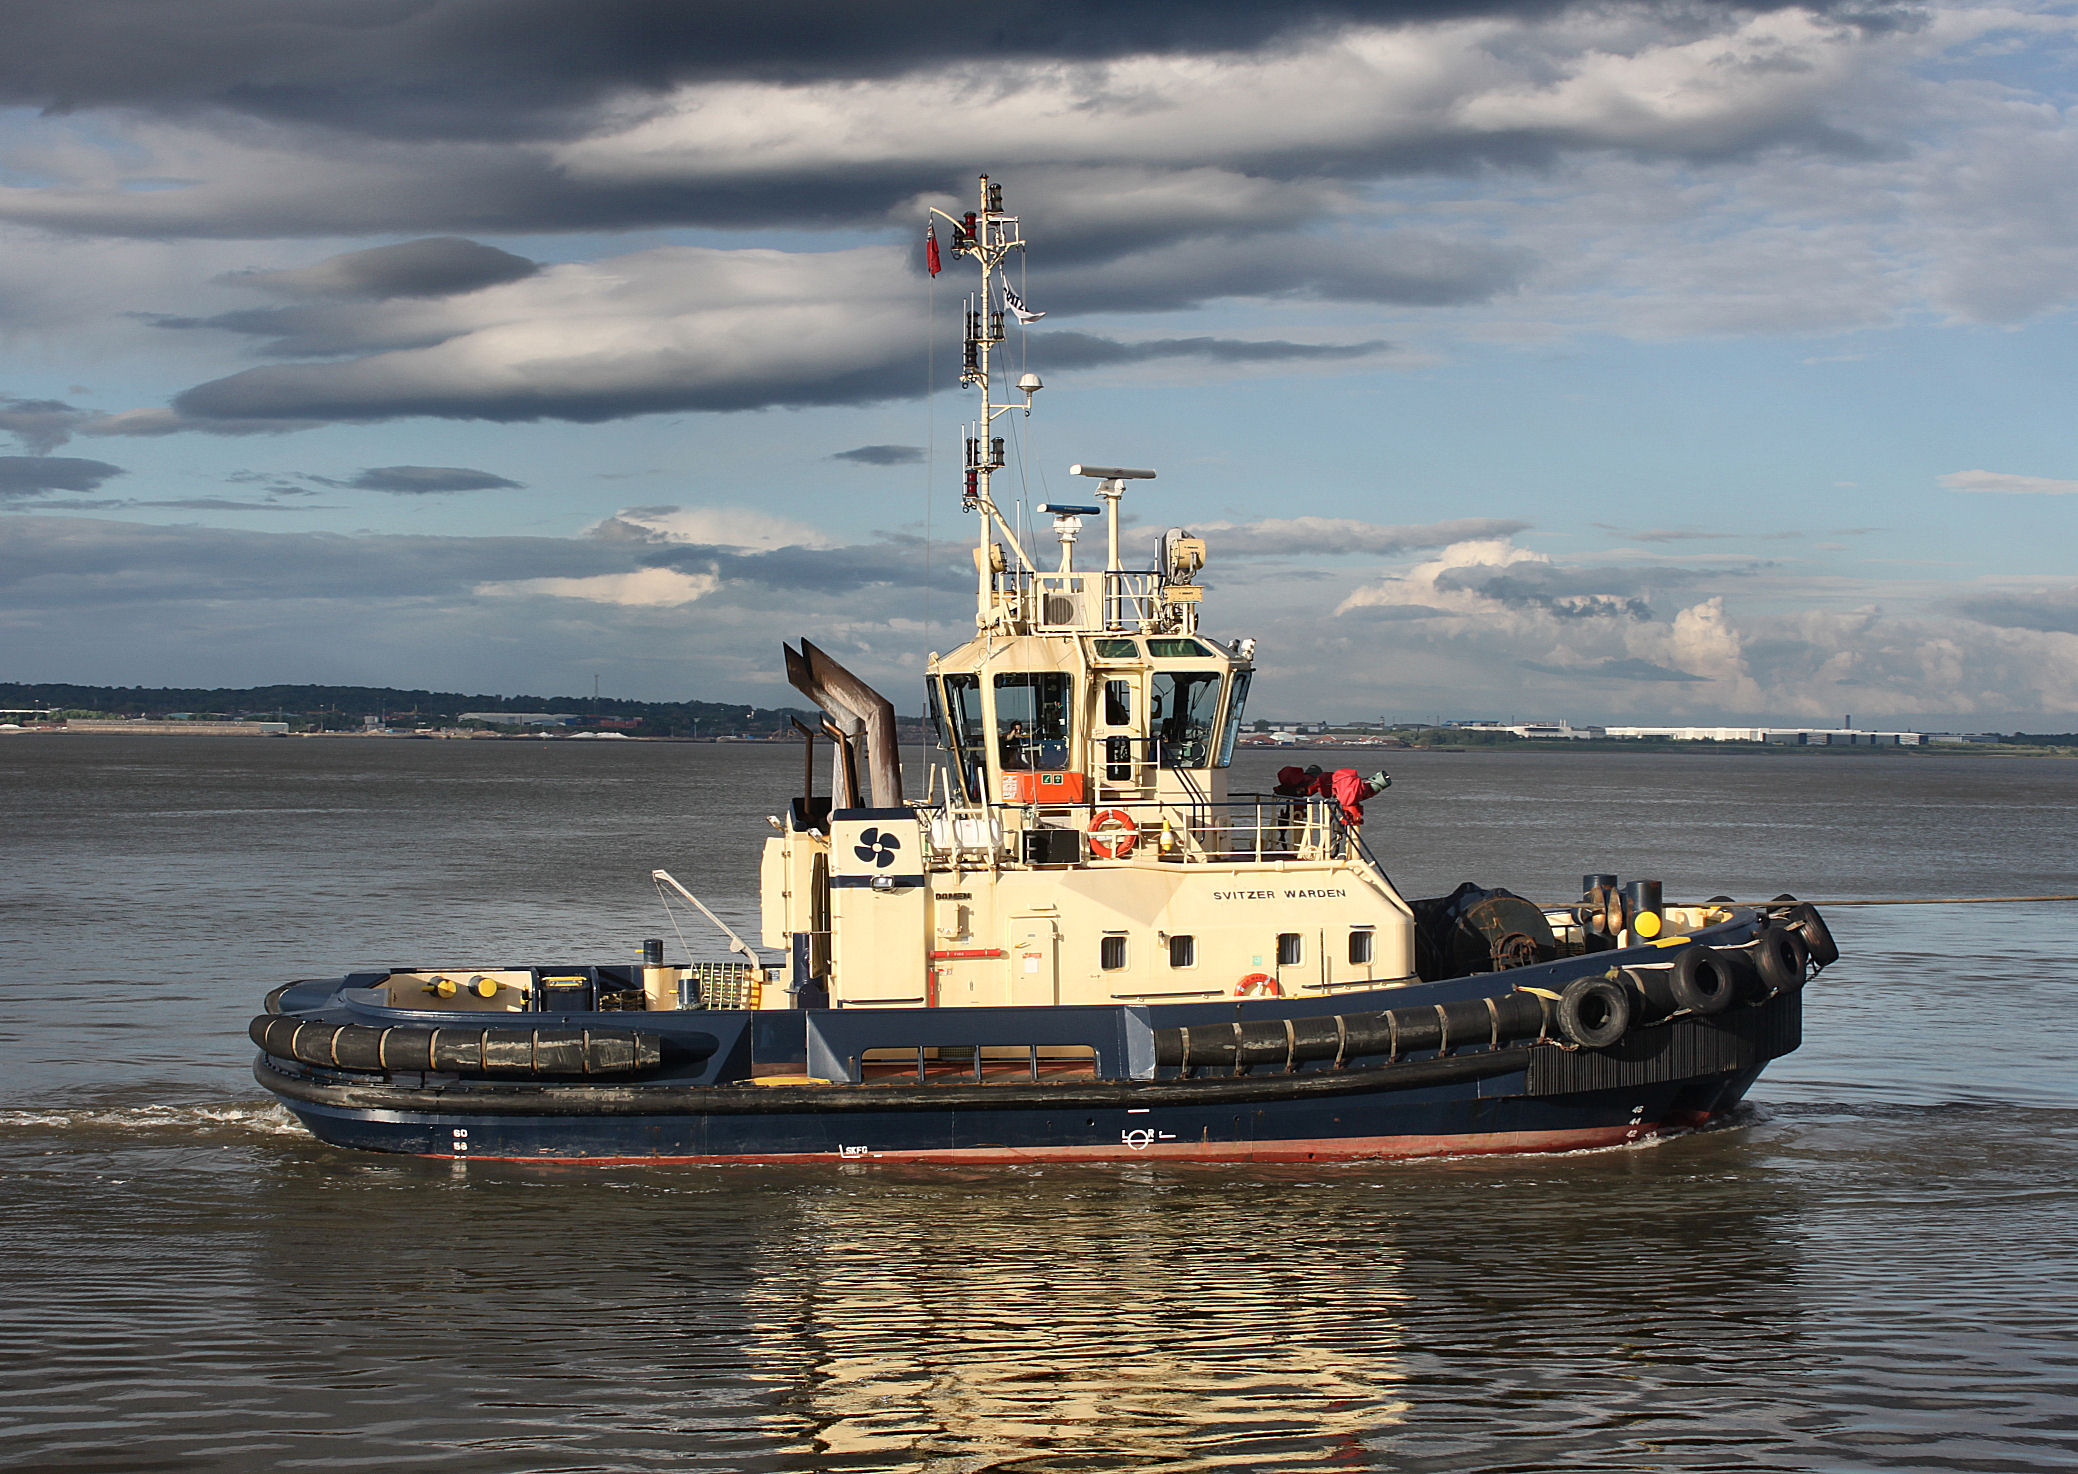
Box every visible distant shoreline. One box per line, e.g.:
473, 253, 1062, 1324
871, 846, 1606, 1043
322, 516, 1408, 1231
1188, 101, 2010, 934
1248, 740, 2078, 759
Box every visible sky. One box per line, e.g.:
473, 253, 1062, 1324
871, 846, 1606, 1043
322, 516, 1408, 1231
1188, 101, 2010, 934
1, 0, 2075, 728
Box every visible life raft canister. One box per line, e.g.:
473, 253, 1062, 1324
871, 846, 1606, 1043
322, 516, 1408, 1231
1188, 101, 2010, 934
1088, 808, 1139, 859
1235, 972, 1282, 998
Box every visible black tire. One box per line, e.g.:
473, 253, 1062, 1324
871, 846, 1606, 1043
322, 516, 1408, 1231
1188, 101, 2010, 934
1787, 903, 1839, 968
1558, 976, 1632, 1048
1670, 945, 1736, 1015
1720, 947, 1768, 1003
1754, 927, 1809, 995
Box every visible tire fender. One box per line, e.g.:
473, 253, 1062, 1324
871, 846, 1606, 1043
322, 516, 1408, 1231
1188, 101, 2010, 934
1754, 926, 1809, 995
1670, 944, 1736, 1016
1557, 975, 1632, 1049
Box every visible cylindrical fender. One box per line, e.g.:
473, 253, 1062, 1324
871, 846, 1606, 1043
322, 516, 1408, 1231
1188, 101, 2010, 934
1669, 944, 1736, 1016
250, 1015, 668, 1076
1754, 927, 1809, 995
1557, 975, 1631, 1049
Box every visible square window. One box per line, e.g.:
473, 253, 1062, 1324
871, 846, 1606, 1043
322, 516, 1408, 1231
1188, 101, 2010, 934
1169, 934, 1195, 968
1101, 935, 1127, 971
1348, 930, 1374, 965
1276, 933, 1302, 967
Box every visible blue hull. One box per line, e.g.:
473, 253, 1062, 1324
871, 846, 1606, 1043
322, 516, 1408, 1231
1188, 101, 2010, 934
268, 1065, 1770, 1164
251, 912, 1811, 1164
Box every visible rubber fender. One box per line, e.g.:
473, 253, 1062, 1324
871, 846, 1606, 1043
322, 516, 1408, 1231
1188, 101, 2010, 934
1753, 927, 1809, 996
1151, 989, 1552, 1070
1620, 965, 1680, 1022
250, 1015, 667, 1076
1719, 946, 1768, 1003
1669, 944, 1736, 1016
1785, 903, 1839, 968
1557, 975, 1631, 1049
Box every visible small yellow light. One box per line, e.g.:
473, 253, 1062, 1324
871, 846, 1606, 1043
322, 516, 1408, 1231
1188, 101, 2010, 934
1634, 911, 1662, 939
471, 977, 499, 998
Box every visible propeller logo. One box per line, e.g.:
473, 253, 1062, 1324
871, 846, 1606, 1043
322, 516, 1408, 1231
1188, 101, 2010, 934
853, 826, 901, 869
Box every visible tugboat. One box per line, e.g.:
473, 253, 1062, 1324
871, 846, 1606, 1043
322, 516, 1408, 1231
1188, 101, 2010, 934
251, 176, 1835, 1163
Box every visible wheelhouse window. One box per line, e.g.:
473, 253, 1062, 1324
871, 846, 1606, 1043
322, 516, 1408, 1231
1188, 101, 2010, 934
994, 672, 1072, 771
1147, 638, 1211, 658
1092, 638, 1138, 660
1151, 671, 1222, 769
1216, 670, 1252, 768
1168, 934, 1196, 968
941, 674, 986, 799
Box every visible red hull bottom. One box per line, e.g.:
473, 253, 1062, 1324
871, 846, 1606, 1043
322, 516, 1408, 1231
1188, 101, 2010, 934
435, 1115, 1715, 1167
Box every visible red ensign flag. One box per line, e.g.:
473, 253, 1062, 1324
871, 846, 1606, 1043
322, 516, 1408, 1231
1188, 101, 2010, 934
925, 224, 941, 277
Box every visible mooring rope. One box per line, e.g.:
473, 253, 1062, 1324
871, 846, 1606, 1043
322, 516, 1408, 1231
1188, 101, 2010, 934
1772, 895, 2078, 907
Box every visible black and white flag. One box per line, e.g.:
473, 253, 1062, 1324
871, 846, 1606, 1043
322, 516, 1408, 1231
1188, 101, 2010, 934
1003, 284, 1045, 324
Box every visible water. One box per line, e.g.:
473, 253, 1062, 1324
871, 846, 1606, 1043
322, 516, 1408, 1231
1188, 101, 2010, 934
4, 736, 2077, 1472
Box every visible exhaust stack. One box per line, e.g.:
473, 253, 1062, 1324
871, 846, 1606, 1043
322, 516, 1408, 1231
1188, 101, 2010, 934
783, 639, 903, 808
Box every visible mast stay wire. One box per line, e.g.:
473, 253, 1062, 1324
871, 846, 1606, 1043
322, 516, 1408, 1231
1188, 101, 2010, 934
919, 258, 936, 792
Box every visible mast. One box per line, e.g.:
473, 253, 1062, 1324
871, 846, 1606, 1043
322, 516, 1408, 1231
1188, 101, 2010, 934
929, 174, 1041, 578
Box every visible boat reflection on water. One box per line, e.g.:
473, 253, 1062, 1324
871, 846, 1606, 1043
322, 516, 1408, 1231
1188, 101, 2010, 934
740, 1168, 1411, 1468
733, 1139, 1816, 1471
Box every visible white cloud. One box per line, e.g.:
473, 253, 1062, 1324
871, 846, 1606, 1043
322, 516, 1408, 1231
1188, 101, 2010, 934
590, 505, 836, 551
1940, 469, 2078, 495
1335, 537, 1552, 617
556, 11, 1876, 187
1197, 515, 1529, 558
1312, 532, 2078, 721
480, 566, 720, 607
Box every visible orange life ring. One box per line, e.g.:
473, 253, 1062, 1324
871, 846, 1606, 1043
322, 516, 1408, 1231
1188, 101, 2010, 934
1087, 808, 1139, 859
1235, 972, 1282, 998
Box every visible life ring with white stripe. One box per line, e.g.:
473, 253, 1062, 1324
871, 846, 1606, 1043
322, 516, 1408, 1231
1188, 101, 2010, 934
1235, 972, 1281, 998
1088, 808, 1139, 859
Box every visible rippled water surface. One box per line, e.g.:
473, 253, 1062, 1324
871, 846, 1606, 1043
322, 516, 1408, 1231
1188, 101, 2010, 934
4, 737, 2077, 1471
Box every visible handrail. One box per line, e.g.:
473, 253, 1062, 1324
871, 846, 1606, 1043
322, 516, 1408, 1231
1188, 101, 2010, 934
920, 795, 1361, 865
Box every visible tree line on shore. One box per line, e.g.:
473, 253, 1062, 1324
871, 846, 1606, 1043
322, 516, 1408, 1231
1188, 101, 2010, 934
0, 682, 827, 738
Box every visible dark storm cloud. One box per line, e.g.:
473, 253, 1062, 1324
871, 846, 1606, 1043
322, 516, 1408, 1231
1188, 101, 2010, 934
0, 456, 126, 496
0, 4, 1591, 131
0, 398, 94, 455
833, 445, 924, 466
0, 4, 1924, 242
326, 465, 524, 493
0, 3, 1914, 134
150, 301, 462, 359
150, 308, 1379, 428
227, 238, 540, 300
164, 354, 912, 425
